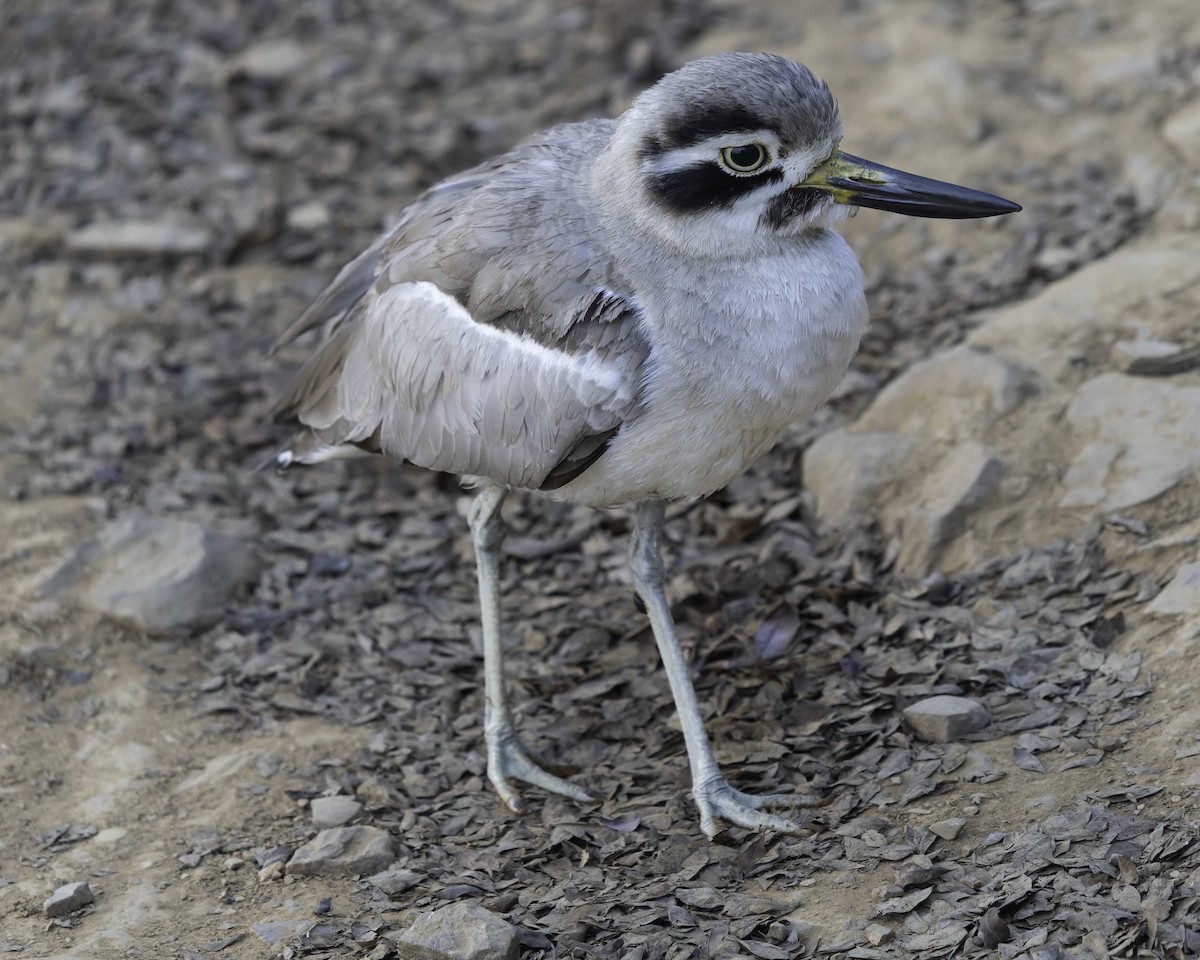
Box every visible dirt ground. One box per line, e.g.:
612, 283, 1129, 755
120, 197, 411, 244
3, 1, 1200, 958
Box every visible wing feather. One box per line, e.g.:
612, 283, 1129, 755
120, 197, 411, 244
273, 282, 644, 489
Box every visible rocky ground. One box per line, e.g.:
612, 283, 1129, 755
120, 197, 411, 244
3, 0, 1200, 957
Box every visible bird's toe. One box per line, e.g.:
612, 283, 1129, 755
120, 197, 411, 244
694, 778, 821, 839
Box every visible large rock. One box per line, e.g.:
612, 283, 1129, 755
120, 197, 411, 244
1147, 561, 1200, 618
806, 235, 1200, 576
393, 902, 520, 960
805, 347, 1024, 574
40, 514, 259, 635
892, 443, 1006, 575
854, 345, 1031, 443
1059, 374, 1200, 510
286, 826, 395, 878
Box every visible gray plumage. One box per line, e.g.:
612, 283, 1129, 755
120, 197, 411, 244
269, 53, 1019, 837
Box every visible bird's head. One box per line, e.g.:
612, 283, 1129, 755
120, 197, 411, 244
598, 53, 1020, 259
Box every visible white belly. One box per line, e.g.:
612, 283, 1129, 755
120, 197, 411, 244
555, 230, 867, 508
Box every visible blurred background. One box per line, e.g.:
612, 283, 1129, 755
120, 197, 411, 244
3, 0, 1200, 956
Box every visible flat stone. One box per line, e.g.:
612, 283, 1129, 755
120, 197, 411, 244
44, 881, 94, 918
40, 514, 260, 635
286, 826, 395, 878
928, 818, 967, 841
66, 219, 213, 257
310, 795, 363, 828
251, 920, 311, 947
1147, 561, 1200, 617
393, 902, 519, 960
1112, 338, 1182, 370
903, 696, 990, 743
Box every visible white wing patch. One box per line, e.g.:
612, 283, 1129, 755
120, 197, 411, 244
291, 282, 637, 489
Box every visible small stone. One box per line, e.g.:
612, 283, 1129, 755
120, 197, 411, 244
394, 902, 519, 960
224, 857, 245, 871
287, 201, 332, 231
311, 795, 363, 828
44, 881, 94, 918
40, 514, 260, 635
286, 826, 395, 878
903, 696, 990, 742
928, 818, 966, 840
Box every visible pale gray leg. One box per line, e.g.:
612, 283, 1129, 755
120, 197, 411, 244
468, 483, 596, 813
628, 500, 823, 838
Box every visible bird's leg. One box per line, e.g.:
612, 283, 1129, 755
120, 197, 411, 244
468, 483, 597, 813
628, 500, 823, 838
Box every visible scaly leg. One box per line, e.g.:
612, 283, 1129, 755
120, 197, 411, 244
468, 483, 597, 812
628, 500, 823, 838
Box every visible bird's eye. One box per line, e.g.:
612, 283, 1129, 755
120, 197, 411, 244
719, 143, 770, 174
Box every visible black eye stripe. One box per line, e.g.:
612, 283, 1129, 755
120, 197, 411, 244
648, 163, 784, 215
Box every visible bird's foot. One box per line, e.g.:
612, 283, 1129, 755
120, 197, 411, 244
694, 776, 825, 839
487, 731, 599, 814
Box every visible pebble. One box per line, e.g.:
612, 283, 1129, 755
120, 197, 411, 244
311, 795, 363, 828
864, 922, 894, 946
226, 40, 309, 81
286, 826, 395, 878
393, 902, 519, 960
903, 695, 990, 742
928, 818, 966, 840
40, 513, 260, 635
44, 881, 95, 918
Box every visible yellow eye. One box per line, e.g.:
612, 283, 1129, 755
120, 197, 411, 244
719, 143, 770, 174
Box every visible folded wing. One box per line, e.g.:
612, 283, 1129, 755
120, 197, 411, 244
273, 280, 644, 490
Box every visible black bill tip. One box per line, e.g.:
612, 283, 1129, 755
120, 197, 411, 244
802, 150, 1021, 220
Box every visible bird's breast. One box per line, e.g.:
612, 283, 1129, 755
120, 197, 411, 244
554, 230, 868, 507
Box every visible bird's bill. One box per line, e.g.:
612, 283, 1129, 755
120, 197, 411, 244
798, 150, 1021, 219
